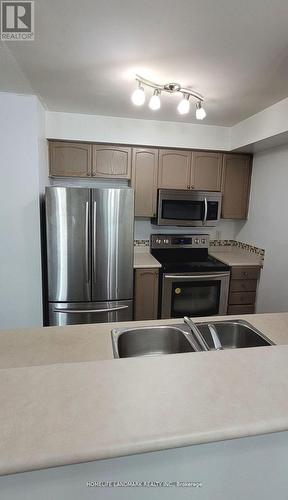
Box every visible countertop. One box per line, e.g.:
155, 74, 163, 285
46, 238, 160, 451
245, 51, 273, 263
134, 246, 263, 269
209, 247, 264, 267
134, 247, 161, 268
1, 313, 288, 476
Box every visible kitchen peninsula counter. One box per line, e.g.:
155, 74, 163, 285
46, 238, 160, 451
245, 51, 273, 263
1, 313, 288, 476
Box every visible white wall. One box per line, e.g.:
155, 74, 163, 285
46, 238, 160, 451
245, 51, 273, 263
235, 144, 288, 312
135, 218, 240, 241
46, 111, 230, 150
46, 100, 288, 154
0, 93, 44, 329
230, 96, 288, 150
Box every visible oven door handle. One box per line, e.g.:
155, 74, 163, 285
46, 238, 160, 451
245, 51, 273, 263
203, 197, 208, 226
164, 273, 230, 279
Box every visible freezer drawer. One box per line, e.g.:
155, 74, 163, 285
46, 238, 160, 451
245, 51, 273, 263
48, 300, 133, 326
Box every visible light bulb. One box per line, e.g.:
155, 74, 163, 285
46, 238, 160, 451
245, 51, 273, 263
149, 90, 161, 110
177, 95, 190, 115
196, 102, 206, 120
131, 85, 145, 106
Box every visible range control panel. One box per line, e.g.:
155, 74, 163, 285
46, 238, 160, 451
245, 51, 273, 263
150, 234, 210, 249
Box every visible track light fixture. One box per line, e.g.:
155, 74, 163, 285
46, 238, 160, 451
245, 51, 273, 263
131, 74, 206, 119
131, 81, 145, 106
196, 101, 207, 120
149, 89, 161, 110
177, 94, 190, 115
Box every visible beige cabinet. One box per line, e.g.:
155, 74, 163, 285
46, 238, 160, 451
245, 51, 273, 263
158, 149, 192, 189
193, 152, 222, 191
49, 141, 92, 177
221, 154, 252, 219
134, 268, 159, 320
92, 145, 131, 178
158, 149, 222, 192
228, 266, 260, 315
132, 148, 158, 217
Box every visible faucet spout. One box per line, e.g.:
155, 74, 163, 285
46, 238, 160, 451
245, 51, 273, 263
207, 323, 223, 350
184, 317, 209, 351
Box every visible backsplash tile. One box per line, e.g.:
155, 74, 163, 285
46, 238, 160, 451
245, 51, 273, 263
134, 238, 265, 257
134, 239, 150, 247
210, 239, 265, 257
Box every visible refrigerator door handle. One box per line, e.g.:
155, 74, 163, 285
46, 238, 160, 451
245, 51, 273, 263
53, 305, 129, 314
93, 201, 97, 282
85, 201, 90, 284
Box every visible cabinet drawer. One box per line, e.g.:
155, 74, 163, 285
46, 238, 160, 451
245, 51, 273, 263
231, 266, 260, 280
230, 279, 258, 292
228, 304, 255, 315
229, 291, 256, 305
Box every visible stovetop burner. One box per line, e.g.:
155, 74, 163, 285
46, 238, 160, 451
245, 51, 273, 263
150, 233, 230, 273
161, 255, 229, 273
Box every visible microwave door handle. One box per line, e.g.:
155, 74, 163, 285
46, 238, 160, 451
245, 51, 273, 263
203, 197, 208, 226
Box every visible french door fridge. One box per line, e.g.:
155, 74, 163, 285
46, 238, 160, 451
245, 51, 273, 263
45, 187, 134, 326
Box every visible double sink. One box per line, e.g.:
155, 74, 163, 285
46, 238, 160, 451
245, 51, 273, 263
111, 319, 274, 358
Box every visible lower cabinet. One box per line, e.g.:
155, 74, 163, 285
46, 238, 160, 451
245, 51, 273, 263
134, 268, 159, 320
227, 266, 261, 314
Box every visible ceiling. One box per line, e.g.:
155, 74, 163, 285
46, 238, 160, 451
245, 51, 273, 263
1, 0, 288, 126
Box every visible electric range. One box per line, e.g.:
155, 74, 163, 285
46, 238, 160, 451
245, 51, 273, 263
150, 234, 230, 319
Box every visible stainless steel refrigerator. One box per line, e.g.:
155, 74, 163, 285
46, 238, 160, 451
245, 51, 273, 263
45, 187, 134, 326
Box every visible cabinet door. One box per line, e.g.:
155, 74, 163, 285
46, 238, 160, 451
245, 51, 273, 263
134, 269, 159, 320
193, 152, 223, 191
221, 155, 252, 219
92, 145, 131, 178
49, 142, 92, 177
132, 148, 158, 217
158, 149, 191, 189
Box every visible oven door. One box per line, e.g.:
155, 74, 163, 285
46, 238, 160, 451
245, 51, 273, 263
161, 272, 230, 319
157, 189, 222, 227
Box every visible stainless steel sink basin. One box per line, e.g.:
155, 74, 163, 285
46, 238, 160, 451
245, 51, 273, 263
111, 319, 274, 359
111, 326, 200, 358
194, 320, 274, 350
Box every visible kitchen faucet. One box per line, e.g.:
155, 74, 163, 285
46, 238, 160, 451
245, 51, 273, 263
183, 317, 209, 351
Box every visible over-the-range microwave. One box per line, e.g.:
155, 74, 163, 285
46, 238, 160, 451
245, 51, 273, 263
153, 189, 222, 227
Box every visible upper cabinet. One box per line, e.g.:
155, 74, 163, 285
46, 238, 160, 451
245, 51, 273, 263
92, 145, 131, 178
48, 141, 252, 221
49, 141, 92, 177
158, 149, 222, 191
193, 152, 222, 191
221, 154, 252, 219
49, 142, 132, 179
132, 148, 158, 217
158, 149, 191, 189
